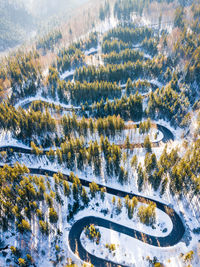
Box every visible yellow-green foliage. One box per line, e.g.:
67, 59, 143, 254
18, 258, 26, 266
105, 243, 116, 253
138, 202, 156, 226
85, 224, 101, 244
182, 250, 194, 263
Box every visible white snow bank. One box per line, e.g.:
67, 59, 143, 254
60, 69, 75, 80
14, 95, 79, 110
85, 48, 98, 56
81, 225, 186, 267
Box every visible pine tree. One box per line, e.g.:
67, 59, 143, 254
63, 181, 71, 197
132, 196, 138, 211
137, 163, 144, 192
131, 155, 138, 169
126, 78, 133, 96
144, 135, 152, 153
89, 182, 99, 198
112, 196, 116, 206
46, 148, 55, 163
49, 208, 58, 223
72, 182, 79, 202
18, 219, 31, 233
125, 135, 131, 152
124, 195, 130, 209
160, 177, 168, 196
57, 149, 63, 165
119, 166, 128, 184
18, 258, 26, 267
138, 202, 156, 226
39, 220, 49, 235
128, 200, 133, 219
100, 187, 106, 201
117, 198, 122, 214
81, 188, 89, 206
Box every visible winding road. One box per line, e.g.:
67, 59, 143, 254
0, 164, 185, 266
0, 123, 184, 267
15, 78, 162, 111
0, 123, 174, 155
1, 19, 183, 266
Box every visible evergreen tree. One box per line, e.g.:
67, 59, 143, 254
81, 187, 89, 206
100, 187, 106, 201
137, 163, 145, 192
63, 181, 71, 197
89, 182, 99, 198
117, 198, 122, 214
144, 135, 152, 153
160, 177, 168, 196
119, 166, 128, 184
131, 155, 138, 169
125, 135, 131, 152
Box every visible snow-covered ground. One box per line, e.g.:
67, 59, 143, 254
78, 195, 172, 237
76, 185, 200, 267
95, 16, 118, 35
80, 225, 192, 267
0, 130, 31, 149
1, 14, 199, 267
1, 166, 199, 267
84, 47, 98, 56
81, 228, 184, 267
85, 127, 163, 145
0, 132, 200, 266
60, 69, 75, 80
120, 78, 163, 90
14, 94, 79, 110
78, 191, 172, 266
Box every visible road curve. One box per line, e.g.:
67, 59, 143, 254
0, 123, 174, 155
0, 164, 185, 267
0, 125, 179, 267
69, 214, 184, 267
34, 167, 184, 267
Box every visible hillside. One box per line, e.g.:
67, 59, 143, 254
0, 0, 200, 267
0, 0, 90, 52
0, 0, 34, 51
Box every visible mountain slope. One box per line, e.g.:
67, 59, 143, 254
0, 0, 35, 51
